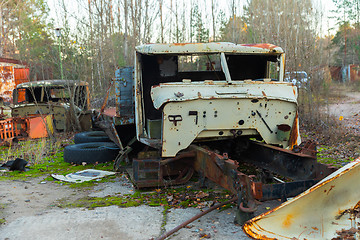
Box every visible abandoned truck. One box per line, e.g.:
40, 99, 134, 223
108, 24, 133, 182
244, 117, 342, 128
11, 80, 92, 131
94, 42, 360, 239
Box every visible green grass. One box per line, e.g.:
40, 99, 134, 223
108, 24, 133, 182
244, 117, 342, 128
0, 139, 114, 183
0, 151, 113, 181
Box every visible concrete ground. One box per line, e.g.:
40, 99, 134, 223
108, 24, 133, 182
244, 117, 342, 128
0, 174, 278, 240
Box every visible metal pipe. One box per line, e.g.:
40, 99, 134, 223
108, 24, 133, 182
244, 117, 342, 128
155, 197, 238, 240
54, 28, 64, 80
256, 110, 273, 134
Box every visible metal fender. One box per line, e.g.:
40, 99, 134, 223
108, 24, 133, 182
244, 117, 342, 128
243, 158, 360, 240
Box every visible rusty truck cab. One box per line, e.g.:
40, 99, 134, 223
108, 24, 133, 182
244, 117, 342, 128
12, 80, 91, 131
132, 43, 300, 157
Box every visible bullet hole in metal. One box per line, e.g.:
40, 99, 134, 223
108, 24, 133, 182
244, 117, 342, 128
219, 131, 224, 135
231, 129, 243, 136
251, 99, 259, 103
239, 120, 245, 125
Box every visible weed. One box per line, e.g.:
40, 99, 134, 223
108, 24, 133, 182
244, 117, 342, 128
160, 205, 170, 235
0, 218, 5, 224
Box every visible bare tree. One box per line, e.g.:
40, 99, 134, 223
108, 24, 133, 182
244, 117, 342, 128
159, 0, 164, 42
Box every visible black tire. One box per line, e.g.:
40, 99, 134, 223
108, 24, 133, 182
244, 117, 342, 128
74, 131, 111, 144
64, 142, 120, 164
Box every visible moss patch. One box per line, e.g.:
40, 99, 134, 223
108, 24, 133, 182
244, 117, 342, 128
317, 145, 344, 168
57, 187, 234, 211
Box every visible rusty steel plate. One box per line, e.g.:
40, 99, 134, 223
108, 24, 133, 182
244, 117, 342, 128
243, 158, 360, 240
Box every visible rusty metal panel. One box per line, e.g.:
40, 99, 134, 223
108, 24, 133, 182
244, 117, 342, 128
28, 115, 54, 139
0, 66, 16, 102
115, 67, 135, 125
243, 158, 360, 240
14, 68, 29, 85
135, 42, 284, 55
134, 53, 145, 140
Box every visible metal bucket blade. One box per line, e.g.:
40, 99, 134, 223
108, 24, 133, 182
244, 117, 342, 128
243, 158, 360, 240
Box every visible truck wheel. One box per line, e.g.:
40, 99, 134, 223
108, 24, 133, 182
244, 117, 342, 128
64, 142, 119, 164
74, 131, 111, 144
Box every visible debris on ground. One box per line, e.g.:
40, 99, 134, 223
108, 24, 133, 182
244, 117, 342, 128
51, 169, 115, 183
0, 158, 28, 171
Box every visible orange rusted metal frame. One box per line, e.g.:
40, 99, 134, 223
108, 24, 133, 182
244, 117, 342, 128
189, 145, 258, 212
0, 118, 22, 141
0, 115, 53, 143
96, 79, 114, 121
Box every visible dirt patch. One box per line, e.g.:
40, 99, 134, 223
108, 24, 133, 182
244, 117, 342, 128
301, 89, 360, 166
327, 92, 360, 136
0, 177, 86, 223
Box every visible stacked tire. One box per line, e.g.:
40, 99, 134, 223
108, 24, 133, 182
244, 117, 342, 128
74, 131, 111, 144
64, 131, 119, 164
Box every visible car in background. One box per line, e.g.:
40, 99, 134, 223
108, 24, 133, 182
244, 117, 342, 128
11, 80, 92, 131
284, 71, 309, 89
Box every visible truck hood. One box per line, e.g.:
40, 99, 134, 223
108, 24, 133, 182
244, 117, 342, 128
150, 80, 298, 109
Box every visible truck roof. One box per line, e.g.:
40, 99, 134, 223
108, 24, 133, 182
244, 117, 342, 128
16, 79, 88, 88
135, 42, 284, 55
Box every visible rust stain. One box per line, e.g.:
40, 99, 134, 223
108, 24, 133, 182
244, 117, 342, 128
242, 43, 279, 50
243, 221, 282, 240
288, 111, 299, 148
262, 91, 267, 97
282, 214, 293, 228
0, 66, 16, 102
353, 200, 360, 209
169, 43, 205, 46
326, 185, 335, 195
